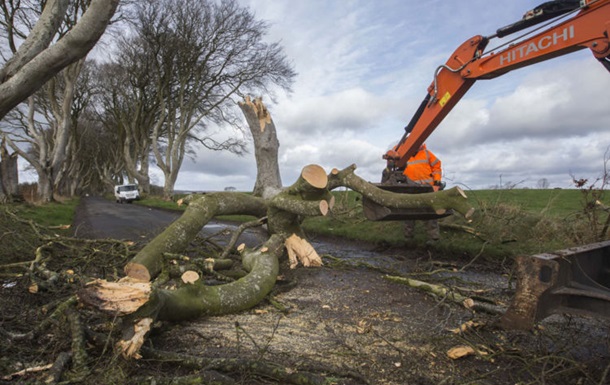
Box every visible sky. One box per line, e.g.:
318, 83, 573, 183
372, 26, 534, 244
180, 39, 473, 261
20, 0, 610, 192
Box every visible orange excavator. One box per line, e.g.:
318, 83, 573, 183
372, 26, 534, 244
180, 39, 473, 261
364, 0, 610, 329
382, 0, 609, 186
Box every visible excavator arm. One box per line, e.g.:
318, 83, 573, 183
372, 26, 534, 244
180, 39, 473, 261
367, 0, 610, 330
387, 0, 610, 169
365, 0, 610, 222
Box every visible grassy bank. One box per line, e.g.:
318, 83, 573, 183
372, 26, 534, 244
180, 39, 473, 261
301, 188, 609, 259
10, 198, 80, 228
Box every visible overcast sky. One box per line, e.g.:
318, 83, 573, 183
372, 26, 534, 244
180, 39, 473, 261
20, 1, 607, 192
164, 0, 610, 190
167, 0, 610, 192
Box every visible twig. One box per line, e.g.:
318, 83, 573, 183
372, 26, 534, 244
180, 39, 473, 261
460, 241, 489, 271
3, 296, 77, 340
2, 364, 54, 381
44, 352, 72, 384
219, 217, 267, 259
383, 275, 505, 315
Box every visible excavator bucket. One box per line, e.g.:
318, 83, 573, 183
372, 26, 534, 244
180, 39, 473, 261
362, 183, 453, 221
500, 240, 610, 329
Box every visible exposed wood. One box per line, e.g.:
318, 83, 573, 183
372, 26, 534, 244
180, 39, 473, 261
285, 233, 323, 269
238, 96, 282, 198
204, 258, 215, 272
80, 277, 152, 316
301, 164, 327, 189
181, 271, 200, 284
117, 317, 153, 359
2, 363, 53, 381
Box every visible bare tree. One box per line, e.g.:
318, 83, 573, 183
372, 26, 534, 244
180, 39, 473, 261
0, 0, 120, 201
4, 58, 87, 201
110, 0, 296, 199
537, 178, 550, 189
96, 58, 158, 193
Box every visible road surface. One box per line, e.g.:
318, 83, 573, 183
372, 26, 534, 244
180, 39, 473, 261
72, 196, 266, 246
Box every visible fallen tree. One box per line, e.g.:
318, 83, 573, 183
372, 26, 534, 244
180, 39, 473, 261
81, 161, 474, 358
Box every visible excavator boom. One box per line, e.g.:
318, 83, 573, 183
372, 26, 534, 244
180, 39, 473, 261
389, 0, 610, 169
364, 0, 610, 329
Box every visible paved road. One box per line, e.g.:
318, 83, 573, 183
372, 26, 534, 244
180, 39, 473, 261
72, 196, 267, 246
72, 196, 182, 241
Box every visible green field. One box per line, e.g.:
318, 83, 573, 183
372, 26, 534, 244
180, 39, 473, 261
465, 188, 606, 218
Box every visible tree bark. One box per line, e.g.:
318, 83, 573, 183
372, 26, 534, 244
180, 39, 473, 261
0, 139, 19, 201
125, 192, 268, 281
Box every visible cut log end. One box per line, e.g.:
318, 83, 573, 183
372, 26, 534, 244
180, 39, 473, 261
465, 207, 475, 221
301, 164, 328, 189
456, 186, 468, 198
79, 277, 152, 316
319, 200, 329, 216
181, 271, 200, 284
124, 262, 151, 282
204, 258, 215, 272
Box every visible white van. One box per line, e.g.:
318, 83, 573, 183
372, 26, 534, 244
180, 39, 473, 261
114, 184, 140, 203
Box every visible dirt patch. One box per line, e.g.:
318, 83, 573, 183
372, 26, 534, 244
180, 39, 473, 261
1, 206, 609, 384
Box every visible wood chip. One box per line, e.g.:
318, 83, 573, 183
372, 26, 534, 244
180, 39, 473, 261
447, 345, 476, 359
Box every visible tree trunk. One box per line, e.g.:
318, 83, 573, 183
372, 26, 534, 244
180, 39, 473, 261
0, 139, 19, 201
38, 173, 54, 202
238, 96, 282, 198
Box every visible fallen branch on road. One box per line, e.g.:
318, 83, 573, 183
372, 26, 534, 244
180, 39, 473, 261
384, 275, 505, 315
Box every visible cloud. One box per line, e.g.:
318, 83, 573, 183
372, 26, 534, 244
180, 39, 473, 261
272, 87, 400, 135
169, 1, 610, 192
